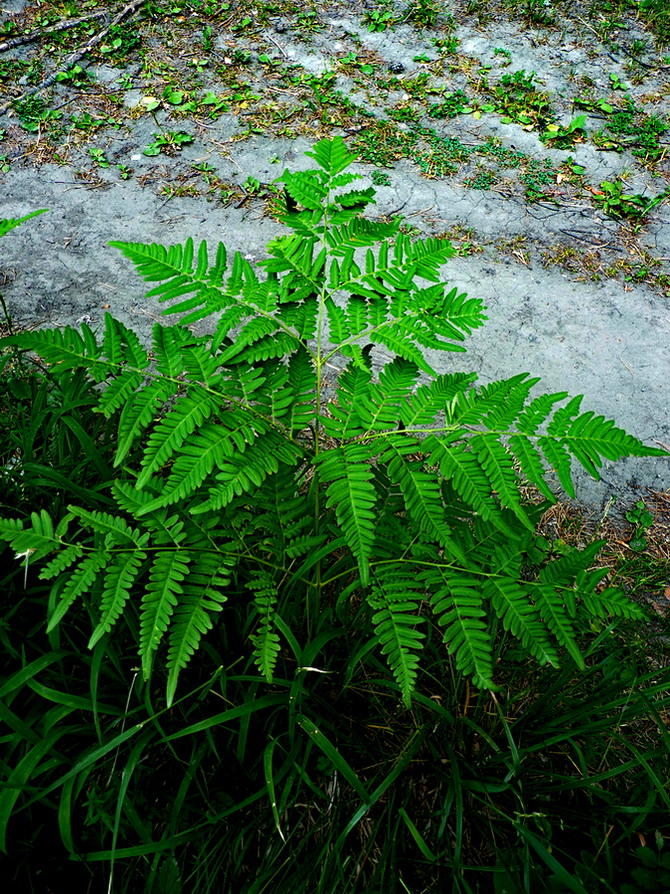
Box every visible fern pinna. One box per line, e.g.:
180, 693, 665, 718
0, 137, 663, 706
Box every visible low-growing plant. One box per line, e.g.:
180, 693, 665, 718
541, 113, 588, 149
13, 96, 62, 132
492, 68, 556, 129
625, 499, 655, 552
0, 135, 662, 704
593, 98, 668, 162
405, 0, 440, 28
143, 130, 194, 156
593, 178, 666, 222
1, 140, 668, 892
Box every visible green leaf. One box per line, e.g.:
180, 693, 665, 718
318, 444, 378, 586
368, 568, 425, 707
140, 550, 191, 680
426, 569, 494, 688
0, 209, 48, 238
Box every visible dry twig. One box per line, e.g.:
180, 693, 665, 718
0, 0, 147, 116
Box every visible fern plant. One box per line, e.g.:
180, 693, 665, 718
0, 137, 663, 707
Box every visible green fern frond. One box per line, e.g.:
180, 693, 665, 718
67, 506, 144, 546
433, 286, 487, 336
247, 572, 281, 682
305, 134, 358, 175
564, 410, 666, 468
98, 369, 145, 417
470, 433, 532, 529
249, 362, 293, 422
136, 386, 222, 487
115, 378, 177, 467
140, 550, 191, 679
137, 422, 247, 513
531, 583, 583, 669
381, 435, 464, 561
372, 326, 435, 375
110, 236, 215, 290
327, 218, 399, 254
426, 569, 494, 688
538, 435, 576, 497
547, 395, 584, 437
102, 314, 148, 370
424, 437, 516, 534
325, 297, 352, 343
218, 317, 278, 364
329, 171, 363, 189
319, 444, 378, 586
153, 320, 201, 377
278, 169, 329, 211
39, 544, 84, 581
403, 236, 456, 281
507, 434, 554, 500
516, 391, 569, 435
481, 376, 540, 430
485, 577, 559, 667
400, 372, 476, 428
323, 361, 373, 439
335, 187, 376, 208
166, 552, 232, 705
364, 358, 421, 431
539, 541, 603, 595
225, 331, 299, 365
192, 432, 302, 513
2, 323, 103, 373
0, 511, 58, 559
287, 348, 316, 432
89, 549, 147, 648
277, 299, 319, 341
345, 294, 369, 337
448, 375, 531, 427
47, 551, 110, 632
575, 567, 646, 621
0, 208, 47, 238
368, 569, 425, 707
181, 338, 224, 382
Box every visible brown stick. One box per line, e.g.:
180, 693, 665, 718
0, 11, 108, 53
0, 0, 148, 116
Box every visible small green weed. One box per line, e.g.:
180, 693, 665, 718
521, 158, 556, 202
370, 169, 392, 186
70, 111, 118, 131
98, 23, 141, 60
575, 93, 614, 114
431, 35, 459, 54
541, 113, 588, 149
88, 147, 110, 168
597, 98, 668, 162
493, 69, 556, 129
55, 63, 92, 87
504, 0, 555, 25
593, 179, 666, 222
405, 0, 440, 28
364, 6, 396, 32
465, 170, 497, 189
13, 96, 62, 132
625, 500, 655, 552
427, 90, 470, 119
143, 131, 194, 156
